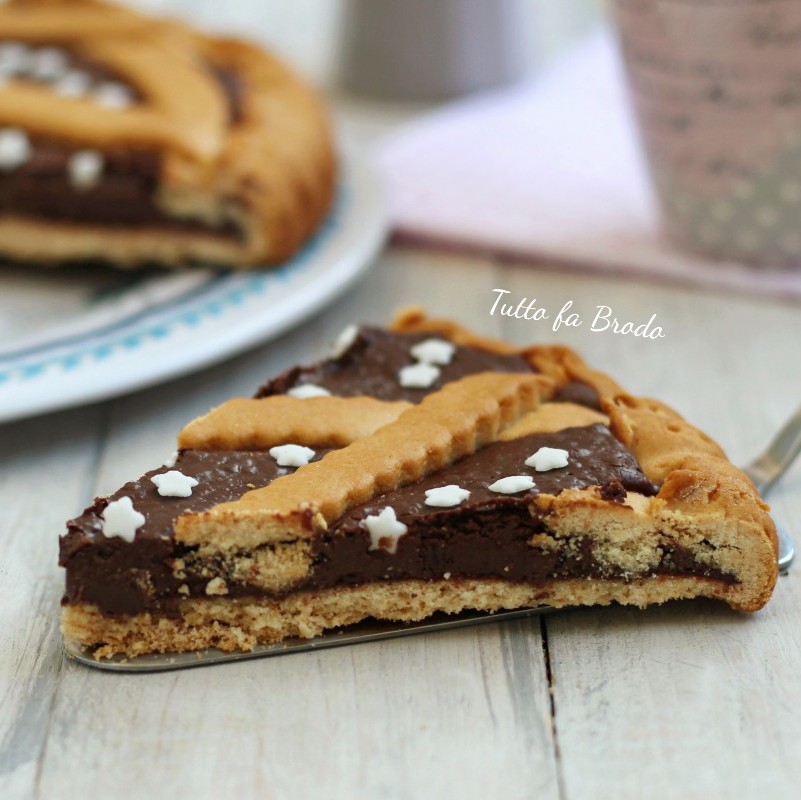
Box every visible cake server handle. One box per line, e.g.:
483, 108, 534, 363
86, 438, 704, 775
742, 404, 801, 572
744, 404, 801, 495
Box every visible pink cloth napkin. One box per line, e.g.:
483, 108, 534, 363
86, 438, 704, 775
377, 29, 801, 300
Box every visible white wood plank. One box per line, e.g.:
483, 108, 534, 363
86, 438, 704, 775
37, 622, 559, 800
548, 585, 801, 799
0, 407, 105, 798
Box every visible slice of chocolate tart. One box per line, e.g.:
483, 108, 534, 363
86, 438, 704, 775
59, 310, 778, 658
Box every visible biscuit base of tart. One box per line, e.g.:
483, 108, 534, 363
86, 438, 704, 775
63, 567, 770, 661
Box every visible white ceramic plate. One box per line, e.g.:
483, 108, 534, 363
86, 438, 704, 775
0, 150, 388, 424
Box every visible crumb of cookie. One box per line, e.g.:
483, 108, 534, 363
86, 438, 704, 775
205, 577, 229, 596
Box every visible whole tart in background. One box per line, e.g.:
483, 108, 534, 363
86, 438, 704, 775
0, 0, 336, 269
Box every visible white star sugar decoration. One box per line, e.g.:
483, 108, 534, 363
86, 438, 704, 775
424, 484, 471, 508
330, 324, 358, 358
101, 496, 145, 542
410, 338, 456, 365
287, 383, 331, 398
270, 443, 316, 467
54, 69, 90, 98
364, 507, 409, 554
94, 81, 134, 109
398, 362, 440, 388
68, 150, 104, 190
525, 447, 570, 472
151, 470, 199, 498
0, 128, 30, 171
488, 475, 535, 494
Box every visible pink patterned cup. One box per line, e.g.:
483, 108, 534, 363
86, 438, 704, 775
612, 0, 801, 267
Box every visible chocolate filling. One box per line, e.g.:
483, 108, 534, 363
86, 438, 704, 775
256, 327, 539, 403
0, 41, 245, 240
308, 424, 660, 589
258, 328, 607, 411
60, 424, 733, 617
552, 380, 603, 412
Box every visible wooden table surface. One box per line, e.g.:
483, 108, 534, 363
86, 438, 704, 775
2, 3, 801, 798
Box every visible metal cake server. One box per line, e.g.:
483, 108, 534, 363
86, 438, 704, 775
65, 407, 801, 672
742, 403, 801, 572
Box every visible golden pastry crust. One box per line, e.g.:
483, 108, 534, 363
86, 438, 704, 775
0, 0, 335, 268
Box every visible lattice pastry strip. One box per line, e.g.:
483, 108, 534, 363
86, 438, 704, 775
178, 396, 414, 451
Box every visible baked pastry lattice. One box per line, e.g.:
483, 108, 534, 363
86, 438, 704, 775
60, 309, 779, 657
0, 0, 335, 268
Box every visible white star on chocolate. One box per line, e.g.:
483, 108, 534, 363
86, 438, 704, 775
330, 324, 359, 358
94, 81, 134, 109
398, 362, 440, 389
364, 507, 408, 555
287, 383, 331, 398
30, 46, 67, 81
101, 496, 145, 542
410, 338, 456, 366
525, 447, 570, 472
488, 475, 535, 495
0, 128, 30, 172
53, 69, 91, 98
151, 470, 199, 498
68, 150, 104, 190
424, 484, 471, 508
269, 443, 316, 467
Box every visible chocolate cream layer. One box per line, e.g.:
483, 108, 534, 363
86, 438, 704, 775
256, 326, 534, 402
258, 326, 605, 409
0, 42, 243, 238
61, 423, 734, 617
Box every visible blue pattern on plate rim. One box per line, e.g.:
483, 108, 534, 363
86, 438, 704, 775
0, 188, 345, 385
